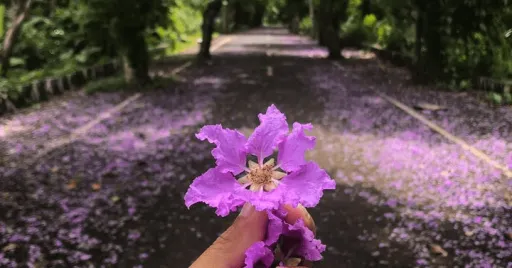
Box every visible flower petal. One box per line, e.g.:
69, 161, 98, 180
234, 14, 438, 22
184, 168, 245, 217
277, 123, 316, 172
265, 209, 285, 245
244, 189, 282, 211
246, 104, 288, 163
244, 241, 274, 268
241, 163, 334, 211
196, 124, 248, 175
286, 219, 326, 261
279, 162, 336, 208
266, 209, 326, 262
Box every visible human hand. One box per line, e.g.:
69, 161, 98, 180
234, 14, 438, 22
190, 204, 316, 268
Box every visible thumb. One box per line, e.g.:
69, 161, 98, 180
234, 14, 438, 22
190, 204, 268, 268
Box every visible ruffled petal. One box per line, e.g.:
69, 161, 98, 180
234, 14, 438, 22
241, 163, 335, 211
286, 219, 326, 261
266, 209, 326, 262
279, 162, 336, 208
244, 189, 282, 211
244, 241, 274, 268
246, 104, 288, 163
184, 168, 245, 217
277, 123, 316, 172
265, 209, 286, 245
196, 124, 248, 175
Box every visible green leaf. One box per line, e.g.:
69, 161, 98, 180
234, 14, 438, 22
9, 57, 25, 67
0, 5, 4, 37
488, 92, 503, 105
363, 14, 377, 28
504, 92, 512, 104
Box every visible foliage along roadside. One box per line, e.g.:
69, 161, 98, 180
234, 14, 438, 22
0, 0, 260, 115
0, 0, 202, 115
0, 60, 121, 115
289, 0, 512, 105
293, 0, 512, 94
0, 27, 224, 116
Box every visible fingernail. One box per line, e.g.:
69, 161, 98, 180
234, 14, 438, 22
298, 205, 311, 220
239, 203, 254, 218
298, 205, 316, 233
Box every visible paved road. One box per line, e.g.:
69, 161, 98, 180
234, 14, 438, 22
0, 28, 510, 267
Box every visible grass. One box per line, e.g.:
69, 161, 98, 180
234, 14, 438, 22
84, 75, 179, 95
487, 91, 512, 106
84, 76, 128, 94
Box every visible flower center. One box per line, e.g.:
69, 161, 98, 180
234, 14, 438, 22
247, 162, 274, 185
239, 159, 287, 192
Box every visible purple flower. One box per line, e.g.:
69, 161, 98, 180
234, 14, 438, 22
244, 242, 274, 268
243, 209, 326, 267
185, 104, 335, 216
9, 233, 30, 242
29, 245, 41, 264
139, 253, 148, 260
266, 209, 326, 262
128, 230, 141, 241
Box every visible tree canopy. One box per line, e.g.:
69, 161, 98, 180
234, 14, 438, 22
0, 0, 510, 100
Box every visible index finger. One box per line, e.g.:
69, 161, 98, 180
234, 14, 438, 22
282, 204, 316, 234
281, 204, 316, 268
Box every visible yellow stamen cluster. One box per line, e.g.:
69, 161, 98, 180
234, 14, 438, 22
239, 159, 287, 191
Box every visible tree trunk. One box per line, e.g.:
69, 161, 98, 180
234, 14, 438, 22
122, 54, 134, 83
221, 2, 229, 33
308, 0, 316, 38
0, 0, 33, 77
319, 0, 344, 59
121, 32, 150, 85
198, 0, 223, 60
424, 0, 443, 80
251, 2, 265, 27
325, 24, 342, 59
413, 6, 425, 82
289, 15, 300, 33
317, 14, 326, 46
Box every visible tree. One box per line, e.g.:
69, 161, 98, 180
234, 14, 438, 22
0, 0, 33, 77
318, 0, 348, 59
308, 0, 316, 38
198, 0, 223, 60
422, 0, 443, 80
413, 1, 424, 82
0, 4, 5, 37
81, 0, 170, 84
